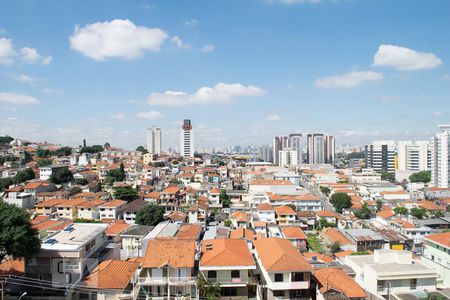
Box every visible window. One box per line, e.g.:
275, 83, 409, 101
410, 279, 417, 290
57, 261, 64, 273
208, 270, 217, 280
273, 291, 284, 297
292, 272, 304, 282
231, 270, 240, 279
274, 273, 284, 282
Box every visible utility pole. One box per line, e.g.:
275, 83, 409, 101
1, 278, 5, 300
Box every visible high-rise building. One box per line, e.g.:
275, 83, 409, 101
258, 145, 273, 162
146, 126, 161, 155
397, 140, 431, 172
431, 125, 450, 188
180, 119, 194, 158
273, 136, 289, 165
288, 133, 304, 163
365, 140, 396, 174
278, 149, 298, 167
306, 134, 335, 164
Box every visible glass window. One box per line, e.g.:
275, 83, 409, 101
274, 273, 284, 282
208, 270, 217, 279
231, 270, 240, 279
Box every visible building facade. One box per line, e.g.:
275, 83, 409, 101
146, 126, 162, 155
431, 125, 450, 188
180, 119, 194, 158
365, 140, 396, 175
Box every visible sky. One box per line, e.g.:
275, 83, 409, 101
0, 0, 450, 150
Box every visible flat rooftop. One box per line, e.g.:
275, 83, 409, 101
41, 223, 107, 251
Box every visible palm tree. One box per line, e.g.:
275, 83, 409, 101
198, 274, 221, 299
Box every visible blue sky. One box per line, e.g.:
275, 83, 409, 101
0, 0, 449, 149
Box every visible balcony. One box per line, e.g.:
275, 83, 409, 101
138, 276, 197, 286
207, 277, 248, 286
138, 277, 168, 285
168, 277, 198, 285
269, 281, 310, 290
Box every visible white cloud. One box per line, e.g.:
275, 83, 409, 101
0, 38, 15, 65
373, 44, 442, 71
147, 82, 266, 106
69, 19, 168, 61
0, 92, 40, 105
171, 36, 190, 49
200, 44, 215, 52
267, 114, 282, 121
315, 71, 384, 88
110, 113, 126, 119
20, 47, 52, 65
185, 19, 198, 26
137, 111, 163, 119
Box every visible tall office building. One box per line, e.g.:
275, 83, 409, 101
258, 145, 274, 162
273, 136, 289, 165
146, 126, 161, 155
180, 119, 194, 158
397, 140, 431, 172
306, 134, 335, 164
365, 140, 396, 174
431, 125, 450, 188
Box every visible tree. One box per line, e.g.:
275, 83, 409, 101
36, 149, 52, 158
0, 202, 41, 261
329, 241, 341, 253
409, 171, 431, 183
0, 135, 14, 144
411, 207, 427, 219
54, 147, 72, 157
49, 168, 73, 184
433, 210, 445, 218
152, 162, 166, 168
135, 205, 164, 226
320, 186, 331, 197
37, 158, 53, 167
224, 219, 232, 227
106, 165, 125, 184
198, 274, 221, 300
69, 186, 82, 196
319, 217, 335, 229
80, 145, 104, 154
376, 199, 383, 211
330, 192, 352, 213
394, 206, 408, 215
0, 177, 13, 192
13, 168, 35, 184
354, 202, 372, 219
74, 178, 88, 186
220, 189, 230, 208
136, 145, 148, 154
381, 171, 395, 183
113, 185, 138, 201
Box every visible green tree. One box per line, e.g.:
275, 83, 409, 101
0, 177, 13, 192
36, 149, 52, 158
220, 189, 230, 208
106, 168, 125, 184
69, 186, 82, 196
285, 203, 297, 212
37, 158, 53, 167
409, 171, 431, 183
54, 147, 72, 157
198, 274, 222, 300
354, 202, 372, 219
319, 217, 335, 229
136, 145, 148, 154
381, 171, 395, 182
433, 210, 445, 218
329, 241, 341, 253
135, 205, 164, 226
13, 168, 35, 184
0, 135, 14, 144
394, 206, 408, 215
376, 199, 383, 211
74, 178, 88, 186
330, 192, 352, 213
0, 202, 41, 261
113, 185, 138, 201
80, 145, 104, 154
152, 162, 166, 168
224, 219, 232, 227
320, 186, 331, 196
49, 168, 73, 184
411, 207, 427, 219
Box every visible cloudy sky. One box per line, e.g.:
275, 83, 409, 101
0, 0, 449, 149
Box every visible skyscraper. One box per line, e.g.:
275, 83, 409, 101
258, 145, 273, 162
273, 136, 289, 165
397, 140, 431, 172
306, 134, 335, 164
431, 125, 450, 188
146, 126, 161, 155
288, 133, 304, 163
365, 140, 396, 174
180, 119, 194, 158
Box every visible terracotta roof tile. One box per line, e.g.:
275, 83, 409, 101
200, 239, 255, 267
82, 260, 140, 289
314, 267, 366, 298
143, 240, 196, 268
425, 232, 450, 248
281, 227, 307, 240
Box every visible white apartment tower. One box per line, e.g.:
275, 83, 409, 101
180, 119, 194, 158
365, 140, 396, 174
306, 133, 335, 164
146, 126, 161, 155
397, 140, 431, 172
278, 149, 299, 167
431, 125, 450, 188
288, 133, 304, 163
273, 136, 289, 165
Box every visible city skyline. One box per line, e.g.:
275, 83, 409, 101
1, 0, 450, 149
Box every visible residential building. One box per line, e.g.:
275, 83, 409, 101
138, 239, 197, 299
397, 140, 431, 172
180, 119, 194, 158
278, 149, 298, 167
120, 225, 154, 258
306, 134, 335, 164
365, 140, 396, 174
273, 136, 289, 165
258, 144, 274, 163
288, 133, 304, 164
313, 267, 366, 300
199, 239, 257, 299
98, 199, 127, 220
39, 164, 69, 180
146, 126, 162, 155
431, 125, 450, 187
253, 237, 313, 299
421, 232, 450, 288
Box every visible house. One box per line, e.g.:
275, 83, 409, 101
138, 239, 197, 299
120, 225, 154, 258
229, 211, 250, 228
253, 237, 313, 300
39, 164, 69, 180
388, 218, 435, 246
316, 210, 338, 226
79, 259, 141, 300
274, 205, 297, 224
255, 203, 276, 223
342, 229, 385, 252
209, 187, 221, 207
55, 198, 88, 219
280, 227, 307, 251
35, 198, 67, 216
313, 267, 366, 300
199, 238, 257, 299
421, 232, 450, 288
77, 199, 106, 220
98, 199, 127, 221
3, 186, 34, 209
321, 227, 354, 251
175, 224, 203, 242
344, 249, 438, 298
372, 208, 396, 229
121, 199, 148, 224
23, 180, 56, 198
159, 185, 182, 213
104, 220, 130, 242
166, 211, 187, 223
26, 223, 111, 287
